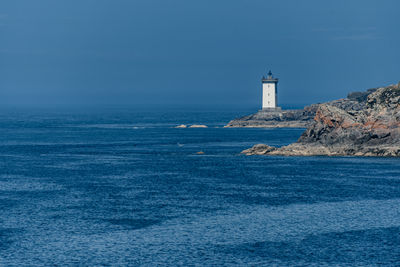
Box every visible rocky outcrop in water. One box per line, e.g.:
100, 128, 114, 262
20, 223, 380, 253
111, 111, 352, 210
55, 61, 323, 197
242, 84, 400, 157
225, 106, 318, 128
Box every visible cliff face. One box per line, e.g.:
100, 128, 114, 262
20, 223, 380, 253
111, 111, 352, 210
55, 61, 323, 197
242, 84, 400, 157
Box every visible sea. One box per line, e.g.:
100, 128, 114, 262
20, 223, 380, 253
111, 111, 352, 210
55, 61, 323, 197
0, 110, 400, 266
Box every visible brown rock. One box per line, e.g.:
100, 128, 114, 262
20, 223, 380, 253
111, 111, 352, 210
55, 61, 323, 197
242, 84, 400, 157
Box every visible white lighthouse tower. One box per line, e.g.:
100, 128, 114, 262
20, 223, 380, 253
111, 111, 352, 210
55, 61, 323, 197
262, 70, 280, 111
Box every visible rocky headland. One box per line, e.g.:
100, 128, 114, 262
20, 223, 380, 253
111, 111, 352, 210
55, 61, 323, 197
242, 84, 400, 157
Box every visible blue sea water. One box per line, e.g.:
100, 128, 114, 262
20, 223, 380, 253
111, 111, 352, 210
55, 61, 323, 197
0, 110, 400, 266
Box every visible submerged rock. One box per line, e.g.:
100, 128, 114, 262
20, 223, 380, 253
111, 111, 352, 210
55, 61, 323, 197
243, 84, 400, 157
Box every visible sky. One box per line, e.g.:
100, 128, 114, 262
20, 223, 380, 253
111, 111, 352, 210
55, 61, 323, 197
0, 0, 399, 110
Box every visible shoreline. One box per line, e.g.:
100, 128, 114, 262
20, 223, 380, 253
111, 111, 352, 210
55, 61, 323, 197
240, 84, 400, 157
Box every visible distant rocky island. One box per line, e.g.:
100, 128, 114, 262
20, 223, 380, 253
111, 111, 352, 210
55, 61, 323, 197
241, 83, 400, 157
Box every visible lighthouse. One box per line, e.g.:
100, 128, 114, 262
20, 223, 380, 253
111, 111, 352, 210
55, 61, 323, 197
261, 70, 279, 110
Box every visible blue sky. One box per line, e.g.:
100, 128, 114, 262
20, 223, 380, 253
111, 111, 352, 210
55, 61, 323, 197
0, 0, 399, 109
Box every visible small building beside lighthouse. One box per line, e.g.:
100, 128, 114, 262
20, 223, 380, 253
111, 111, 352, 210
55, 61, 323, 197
262, 70, 279, 110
